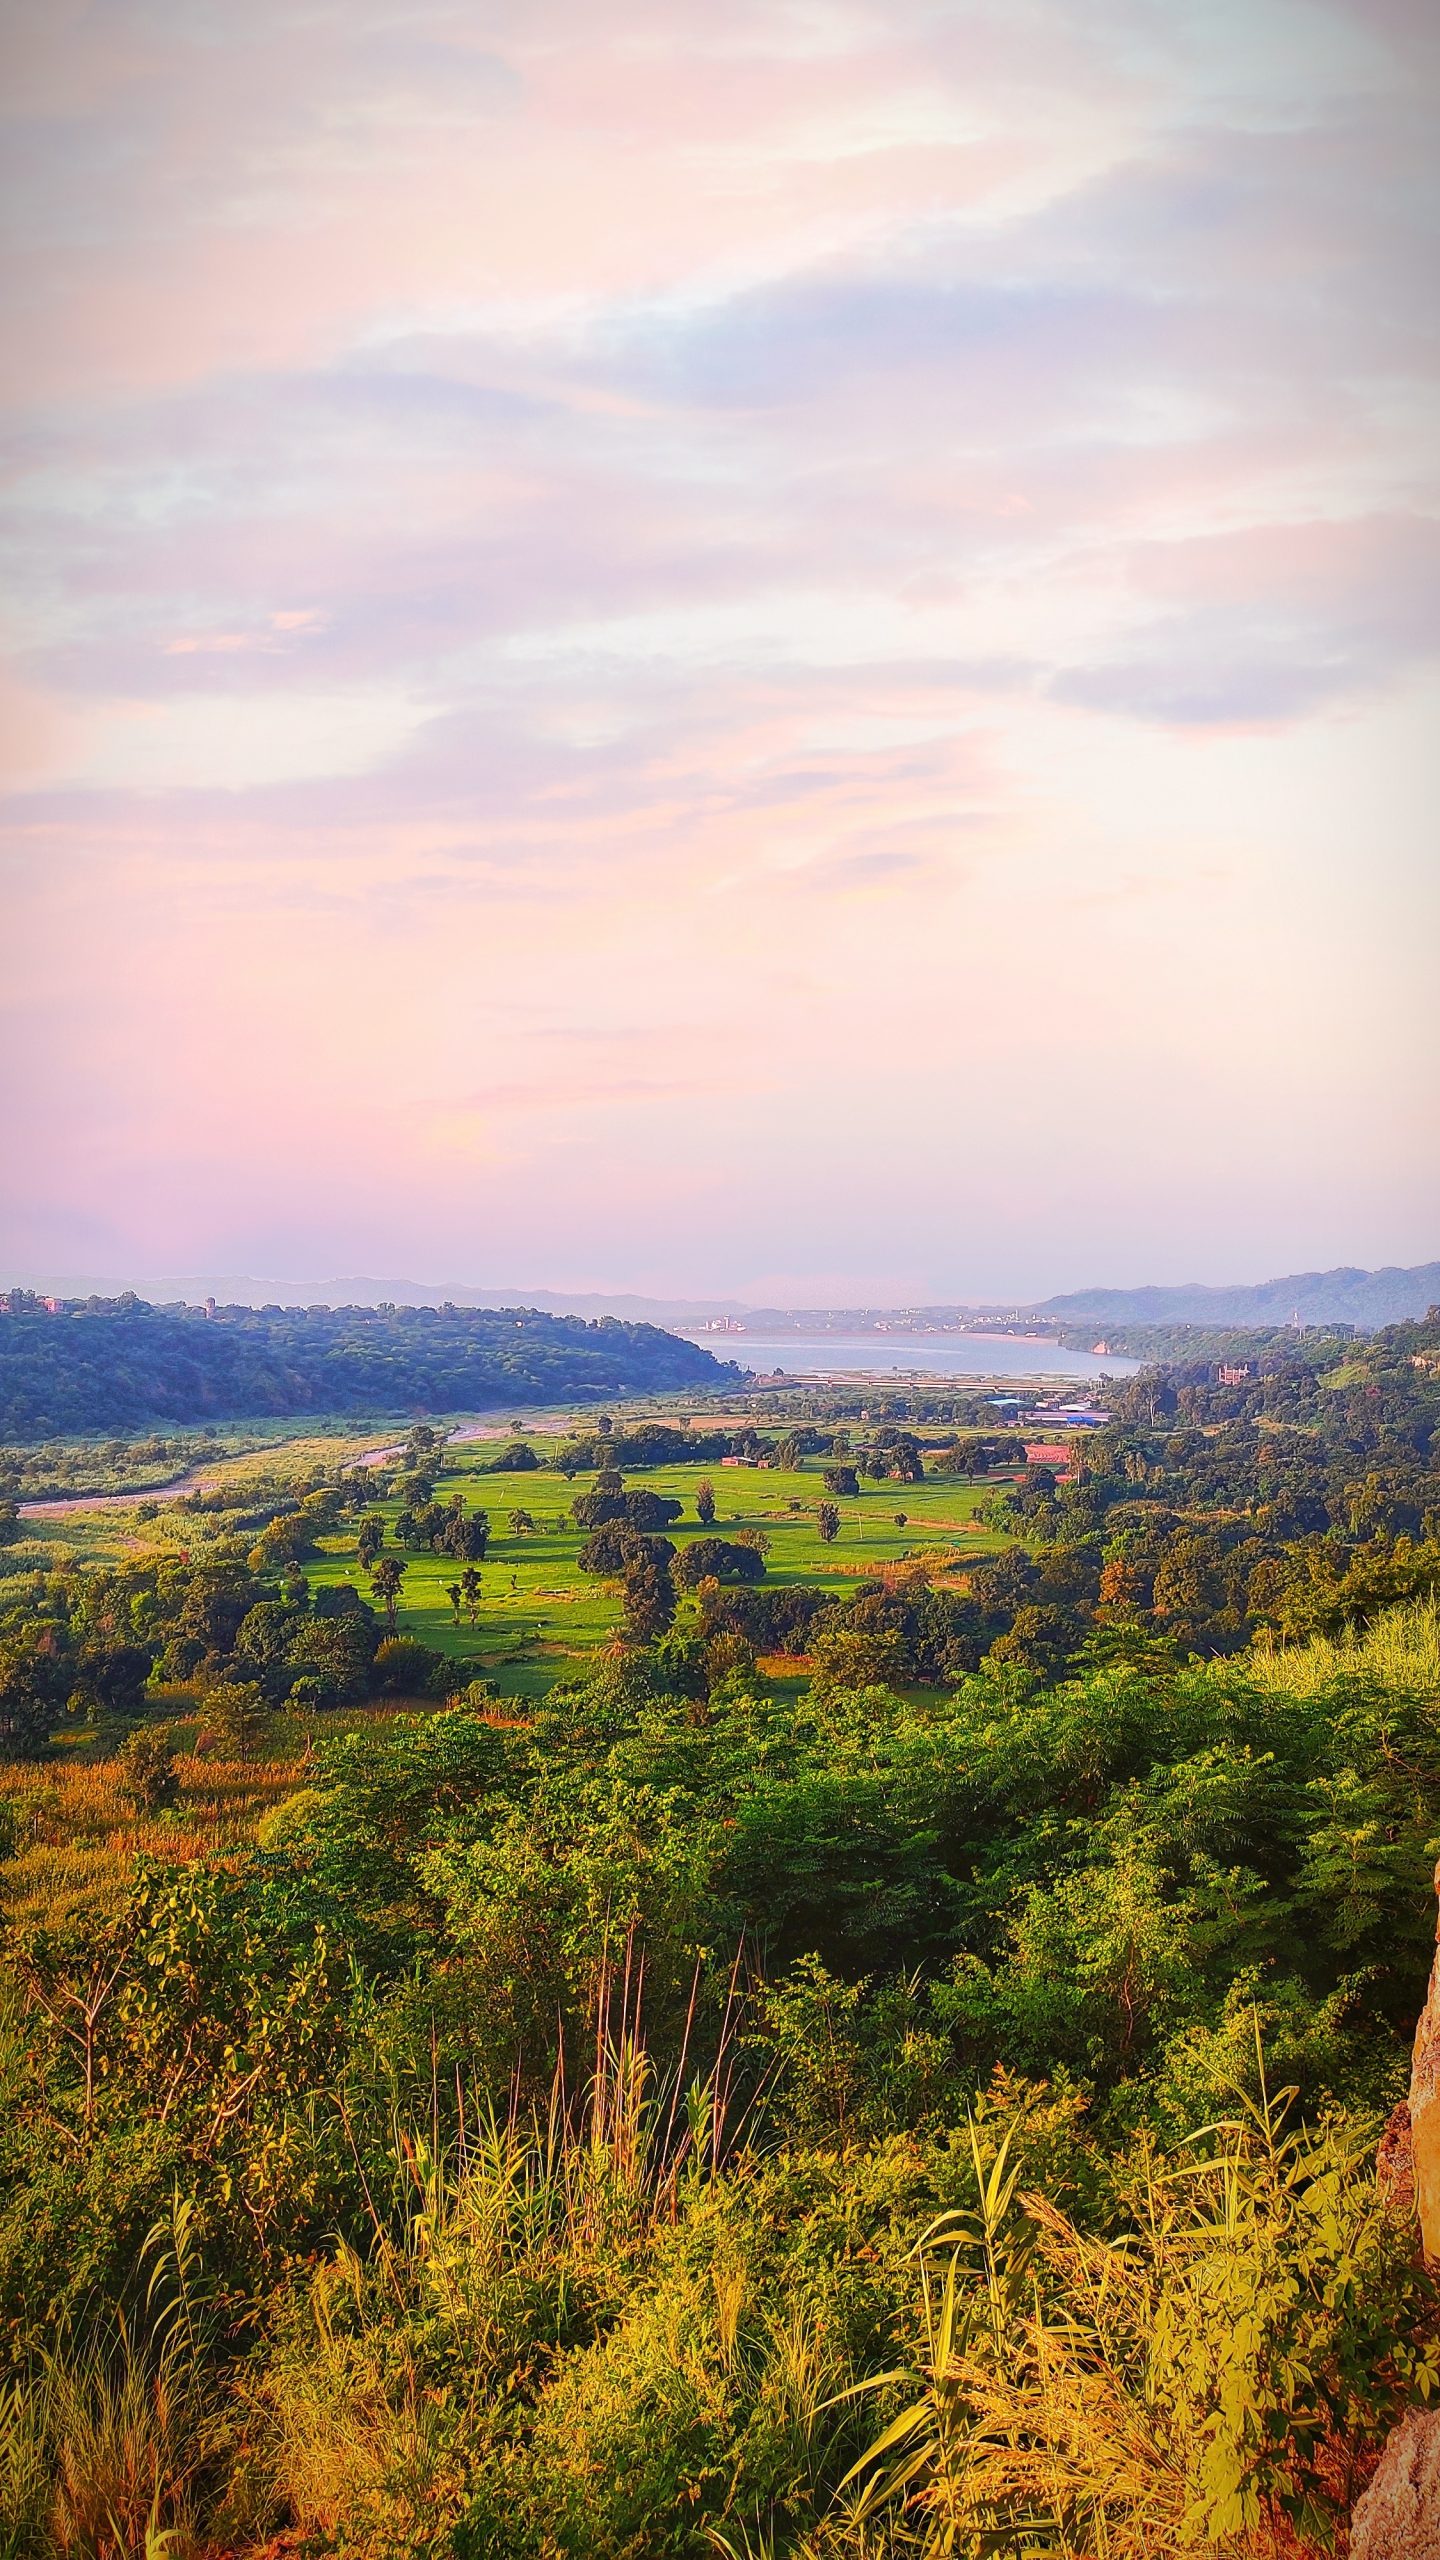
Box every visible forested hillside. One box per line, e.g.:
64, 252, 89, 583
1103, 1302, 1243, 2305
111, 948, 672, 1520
0, 1294, 735, 1434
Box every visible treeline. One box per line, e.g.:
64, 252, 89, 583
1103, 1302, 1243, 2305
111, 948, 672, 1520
953, 1314, 1440, 1665
0, 1427, 487, 1747
0, 1430, 230, 1503
0, 1293, 735, 1434
0, 1537, 458, 1755
552, 1318, 1440, 1678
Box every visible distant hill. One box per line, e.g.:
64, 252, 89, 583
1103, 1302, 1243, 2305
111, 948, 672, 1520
0, 1296, 737, 1437
1032, 1263, 1440, 1330
14, 1262, 1439, 1337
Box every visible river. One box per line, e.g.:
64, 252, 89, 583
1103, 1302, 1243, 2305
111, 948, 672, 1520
682, 1332, 1137, 1381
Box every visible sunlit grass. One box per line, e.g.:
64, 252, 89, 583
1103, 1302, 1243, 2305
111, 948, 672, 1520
1251, 1594, 1440, 1698
0, 1747, 304, 1924
305, 1446, 1013, 1700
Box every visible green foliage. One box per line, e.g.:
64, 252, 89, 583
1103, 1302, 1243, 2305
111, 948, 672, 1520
2, 1580, 1439, 2554
675, 1538, 767, 1589
116, 1725, 180, 1813
0, 1298, 736, 1435
845, 2077, 1436, 2555
198, 1678, 270, 1760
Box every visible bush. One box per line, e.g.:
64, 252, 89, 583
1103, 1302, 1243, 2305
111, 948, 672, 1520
372, 1635, 452, 1696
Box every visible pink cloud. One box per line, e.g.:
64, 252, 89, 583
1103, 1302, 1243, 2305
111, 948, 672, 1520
1, 0, 1436, 1290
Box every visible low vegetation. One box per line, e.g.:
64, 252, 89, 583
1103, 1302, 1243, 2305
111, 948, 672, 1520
0, 1310, 1437, 2554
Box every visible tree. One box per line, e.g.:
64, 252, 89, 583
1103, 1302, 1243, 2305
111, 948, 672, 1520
117, 1724, 179, 1811
357, 1515, 385, 1570
287, 1607, 378, 1703
824, 1466, 859, 1498
673, 1536, 766, 1589
623, 1543, 677, 1644
572, 1471, 627, 1530
508, 1508, 537, 1536
695, 1479, 716, 1526
623, 1489, 683, 1533
579, 1523, 676, 1578
461, 1566, 483, 1625
201, 1679, 270, 1760
447, 1582, 463, 1624
439, 1507, 490, 1562
372, 1635, 448, 1697
370, 1555, 406, 1631
816, 1502, 841, 1545
810, 1624, 907, 1698
0, 1628, 67, 1759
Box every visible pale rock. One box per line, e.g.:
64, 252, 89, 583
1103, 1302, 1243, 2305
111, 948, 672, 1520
1412, 1859, 1440, 2268
1349, 2407, 1440, 2560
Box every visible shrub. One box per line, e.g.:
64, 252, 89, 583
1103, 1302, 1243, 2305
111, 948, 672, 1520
846, 2086, 1437, 2556
372, 1635, 452, 1696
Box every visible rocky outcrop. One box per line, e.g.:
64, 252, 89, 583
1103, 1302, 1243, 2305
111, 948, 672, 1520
1349, 2407, 1440, 2559
1350, 1867, 1440, 2555
1377, 2099, 1415, 2221
1412, 1862, 1440, 2268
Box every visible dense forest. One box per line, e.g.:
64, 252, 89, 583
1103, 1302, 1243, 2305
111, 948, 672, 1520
1, 1313, 1439, 2554
0, 1295, 735, 1435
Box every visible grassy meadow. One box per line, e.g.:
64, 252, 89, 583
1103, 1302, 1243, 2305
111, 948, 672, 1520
304, 1432, 1016, 1699
0, 1406, 1021, 1923
8, 1408, 1021, 1701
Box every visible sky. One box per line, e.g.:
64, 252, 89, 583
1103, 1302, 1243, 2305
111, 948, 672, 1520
1, 0, 1437, 1307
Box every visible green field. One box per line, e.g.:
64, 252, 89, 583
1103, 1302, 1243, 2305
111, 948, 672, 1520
306, 1435, 1016, 1699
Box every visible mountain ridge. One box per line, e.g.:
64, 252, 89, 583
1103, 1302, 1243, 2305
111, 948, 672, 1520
10, 1261, 1438, 1332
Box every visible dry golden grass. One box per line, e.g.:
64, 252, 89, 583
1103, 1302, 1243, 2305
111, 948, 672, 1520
0, 1748, 306, 1926
0, 1698, 460, 1926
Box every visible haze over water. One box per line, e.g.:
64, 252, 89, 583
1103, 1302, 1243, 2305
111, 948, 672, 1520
687, 1334, 1137, 1382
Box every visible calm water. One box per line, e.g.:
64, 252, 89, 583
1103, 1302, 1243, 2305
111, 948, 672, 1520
683, 1332, 1137, 1381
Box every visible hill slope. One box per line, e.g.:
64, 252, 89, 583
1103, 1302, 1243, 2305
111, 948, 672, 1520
0, 1296, 737, 1435
1033, 1261, 1440, 1329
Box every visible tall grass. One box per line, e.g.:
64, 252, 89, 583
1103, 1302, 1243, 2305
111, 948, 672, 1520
2, 2195, 247, 2560
262, 1939, 757, 2549
0, 1751, 303, 1926
842, 2059, 1427, 2559
1250, 1594, 1440, 1699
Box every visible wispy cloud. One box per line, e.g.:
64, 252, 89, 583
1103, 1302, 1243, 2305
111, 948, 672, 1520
1, 0, 1437, 1293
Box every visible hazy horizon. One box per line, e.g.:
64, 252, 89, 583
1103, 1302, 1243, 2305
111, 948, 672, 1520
6, 1254, 1438, 1320
3, 0, 1438, 1298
